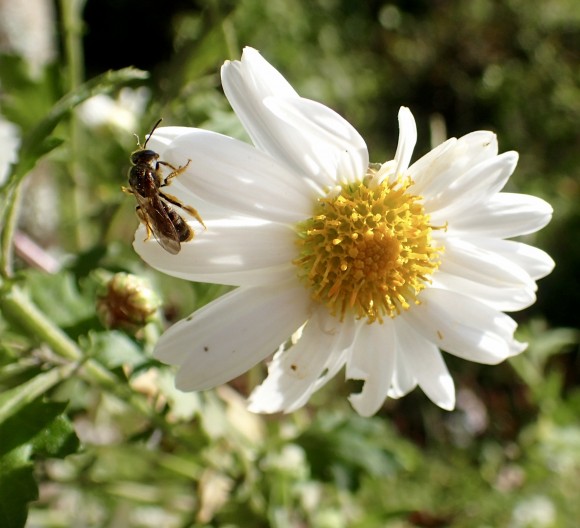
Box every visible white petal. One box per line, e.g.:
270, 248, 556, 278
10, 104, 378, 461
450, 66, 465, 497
134, 219, 297, 286
221, 49, 309, 166
397, 316, 455, 410
388, 348, 417, 399
439, 237, 536, 290
394, 107, 417, 178
127, 134, 254, 232
220, 47, 299, 160
346, 320, 396, 417
236, 48, 299, 97
264, 96, 369, 186
474, 239, 555, 280
455, 130, 499, 159
147, 126, 197, 152
247, 309, 351, 413
410, 131, 498, 198
441, 193, 553, 238
222, 48, 368, 190
425, 151, 518, 216
407, 138, 457, 194
310, 316, 357, 393
162, 129, 313, 223
154, 281, 311, 390
406, 288, 525, 364
432, 271, 536, 312
223, 47, 298, 105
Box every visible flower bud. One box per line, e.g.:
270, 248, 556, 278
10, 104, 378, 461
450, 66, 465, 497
97, 272, 160, 332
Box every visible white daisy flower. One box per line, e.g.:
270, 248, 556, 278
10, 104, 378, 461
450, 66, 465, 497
78, 87, 150, 133
135, 47, 554, 416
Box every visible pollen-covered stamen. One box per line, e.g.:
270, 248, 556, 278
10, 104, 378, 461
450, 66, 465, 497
294, 170, 442, 323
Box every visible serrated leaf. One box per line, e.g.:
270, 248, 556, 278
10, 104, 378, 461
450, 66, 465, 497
31, 413, 80, 459
0, 399, 67, 458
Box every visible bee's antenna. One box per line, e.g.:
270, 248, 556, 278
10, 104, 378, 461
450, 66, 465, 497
143, 118, 163, 149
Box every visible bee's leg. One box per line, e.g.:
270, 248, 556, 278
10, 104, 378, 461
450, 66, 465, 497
160, 191, 206, 229
158, 159, 192, 187
135, 206, 153, 240
122, 186, 134, 194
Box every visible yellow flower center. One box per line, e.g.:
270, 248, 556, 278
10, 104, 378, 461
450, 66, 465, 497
294, 169, 442, 323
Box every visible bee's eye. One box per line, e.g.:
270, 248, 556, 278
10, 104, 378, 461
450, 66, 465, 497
132, 150, 158, 164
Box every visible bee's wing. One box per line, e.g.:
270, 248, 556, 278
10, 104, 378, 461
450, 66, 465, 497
134, 193, 181, 255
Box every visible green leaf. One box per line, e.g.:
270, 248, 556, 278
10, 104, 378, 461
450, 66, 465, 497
0, 399, 68, 458
31, 413, 80, 459
84, 330, 144, 369
0, 66, 149, 193
295, 413, 411, 490
0, 364, 76, 425
25, 270, 95, 329
0, 55, 59, 129
0, 399, 79, 528
0, 446, 36, 528
0, 286, 83, 362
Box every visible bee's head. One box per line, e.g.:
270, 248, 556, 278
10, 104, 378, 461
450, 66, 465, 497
131, 149, 159, 165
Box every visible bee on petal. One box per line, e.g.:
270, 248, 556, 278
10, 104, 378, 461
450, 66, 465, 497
124, 119, 205, 254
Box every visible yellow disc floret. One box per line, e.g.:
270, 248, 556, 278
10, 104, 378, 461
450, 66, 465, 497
294, 170, 442, 323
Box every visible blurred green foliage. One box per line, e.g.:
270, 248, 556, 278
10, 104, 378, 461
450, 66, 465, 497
0, 0, 578, 526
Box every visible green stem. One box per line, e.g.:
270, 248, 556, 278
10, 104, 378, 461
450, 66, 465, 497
0, 285, 176, 433
0, 362, 78, 424
0, 286, 123, 390
60, 0, 87, 250
60, 0, 86, 91
0, 286, 82, 361
0, 183, 23, 279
